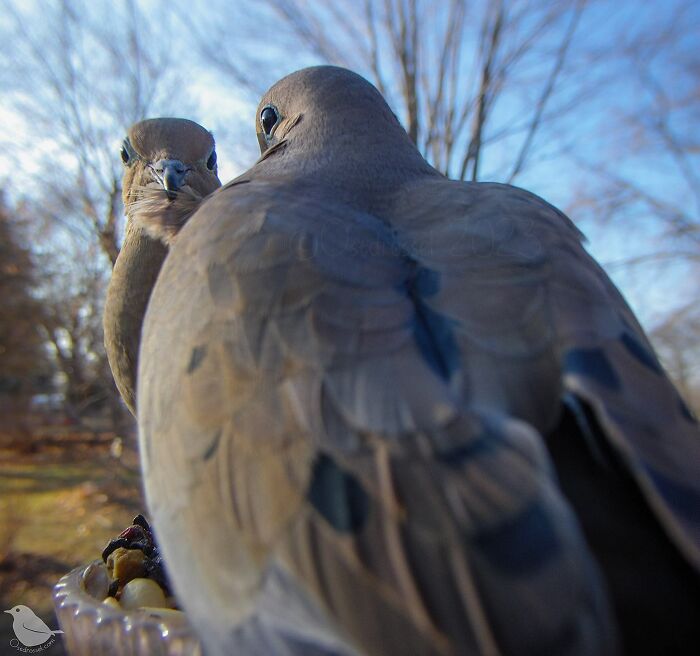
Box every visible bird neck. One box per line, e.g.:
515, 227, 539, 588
103, 219, 168, 415
257, 115, 438, 212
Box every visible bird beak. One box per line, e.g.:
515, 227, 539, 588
3, 610, 11, 614
153, 159, 188, 200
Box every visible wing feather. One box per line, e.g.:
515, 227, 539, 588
139, 180, 618, 655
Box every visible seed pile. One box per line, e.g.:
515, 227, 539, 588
88, 514, 179, 612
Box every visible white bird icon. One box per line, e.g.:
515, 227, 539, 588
4, 605, 64, 647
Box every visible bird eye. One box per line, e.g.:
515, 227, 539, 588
206, 150, 217, 170
260, 105, 279, 137
120, 139, 136, 166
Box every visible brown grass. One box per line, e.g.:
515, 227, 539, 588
0, 422, 145, 654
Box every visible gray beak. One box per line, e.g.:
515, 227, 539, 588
153, 159, 188, 200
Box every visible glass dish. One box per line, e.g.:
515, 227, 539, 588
53, 560, 202, 656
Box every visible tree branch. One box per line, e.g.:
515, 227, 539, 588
506, 0, 584, 183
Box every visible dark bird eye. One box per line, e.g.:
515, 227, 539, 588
206, 150, 217, 170
120, 146, 130, 164
260, 106, 279, 136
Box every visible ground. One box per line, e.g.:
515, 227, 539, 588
0, 421, 143, 656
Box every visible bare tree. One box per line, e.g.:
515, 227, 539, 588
566, 1, 699, 267
0, 193, 53, 427
1, 0, 188, 266
36, 249, 113, 417
651, 306, 700, 415
0, 0, 192, 429
189, 0, 587, 182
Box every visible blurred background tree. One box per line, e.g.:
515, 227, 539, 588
0, 193, 53, 429
194, 0, 591, 182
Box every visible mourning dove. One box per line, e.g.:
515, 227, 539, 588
109, 68, 700, 655
104, 118, 221, 413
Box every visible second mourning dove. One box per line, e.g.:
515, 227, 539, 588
109, 68, 700, 655
104, 118, 221, 413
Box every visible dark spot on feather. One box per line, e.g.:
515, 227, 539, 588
678, 397, 697, 424
561, 393, 619, 471
413, 303, 455, 380
407, 265, 459, 381
413, 267, 440, 297
187, 345, 207, 373
564, 348, 620, 390
620, 332, 663, 375
437, 432, 493, 467
307, 453, 369, 533
413, 301, 459, 381
474, 502, 560, 575
645, 465, 700, 522
203, 430, 221, 461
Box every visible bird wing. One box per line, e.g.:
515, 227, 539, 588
139, 179, 617, 656
20, 614, 52, 635
391, 178, 700, 572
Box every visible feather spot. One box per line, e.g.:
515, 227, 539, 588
645, 465, 700, 522
412, 300, 459, 381
564, 348, 620, 390
474, 502, 561, 575
307, 453, 369, 533
187, 345, 207, 374
413, 267, 440, 297
203, 430, 221, 460
620, 332, 663, 375
437, 433, 492, 466
406, 265, 459, 381
679, 397, 697, 424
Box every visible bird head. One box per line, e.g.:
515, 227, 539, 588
4, 605, 30, 617
105, 118, 221, 415
254, 66, 399, 152
252, 66, 431, 197
121, 117, 221, 245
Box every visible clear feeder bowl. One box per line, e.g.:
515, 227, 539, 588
53, 561, 202, 656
